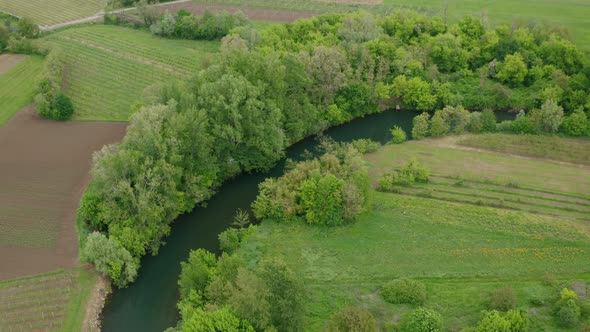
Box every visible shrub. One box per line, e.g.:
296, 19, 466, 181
299, 173, 345, 226
412, 112, 430, 139
561, 108, 588, 136
83, 232, 138, 288
511, 110, 537, 134
351, 139, 381, 153
381, 279, 427, 305
327, 306, 377, 332
473, 310, 528, 332
219, 228, 241, 254
489, 287, 517, 311
391, 125, 407, 143
556, 304, 580, 327
402, 307, 443, 332
480, 109, 497, 132
467, 111, 483, 133
377, 173, 396, 192
496, 120, 513, 132
400, 159, 430, 183
539, 99, 564, 133
17, 17, 40, 38
429, 111, 450, 137
49, 92, 74, 120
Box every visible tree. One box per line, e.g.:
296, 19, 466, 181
540, 36, 584, 75
402, 308, 443, 332
412, 113, 430, 139
179, 307, 255, 332
337, 11, 382, 43
0, 26, 9, 50
391, 125, 407, 144
480, 109, 497, 132
429, 111, 450, 137
48, 92, 74, 120
228, 268, 272, 330
299, 173, 345, 226
304, 46, 351, 106
83, 232, 138, 288
327, 307, 377, 332
539, 99, 564, 133
179, 249, 218, 299
428, 33, 470, 72
497, 52, 528, 86
17, 18, 39, 38
561, 108, 588, 136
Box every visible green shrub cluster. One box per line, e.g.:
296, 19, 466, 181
463, 310, 528, 332
391, 125, 407, 143
378, 159, 430, 191
326, 306, 377, 332
350, 139, 381, 154
402, 308, 443, 332
150, 10, 249, 40
553, 288, 584, 328
34, 49, 74, 120
381, 279, 428, 305
252, 143, 370, 226
173, 251, 304, 332
488, 287, 517, 311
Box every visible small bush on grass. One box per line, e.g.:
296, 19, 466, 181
554, 288, 582, 327
470, 310, 528, 332
381, 279, 427, 305
326, 306, 377, 332
401, 307, 443, 332
412, 112, 430, 139
351, 139, 381, 153
391, 125, 407, 144
489, 287, 517, 311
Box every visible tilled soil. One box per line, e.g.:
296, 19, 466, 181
155, 2, 317, 22
0, 106, 126, 280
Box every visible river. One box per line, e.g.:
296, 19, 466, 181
101, 109, 512, 331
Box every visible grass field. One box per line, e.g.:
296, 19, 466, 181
0, 56, 44, 127
43, 25, 220, 121
365, 135, 590, 221
238, 193, 590, 330
0, 268, 97, 331
235, 134, 590, 330
458, 134, 590, 165
194, 0, 590, 52
0, 0, 103, 26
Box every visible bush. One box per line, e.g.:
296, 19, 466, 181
391, 125, 407, 144
351, 139, 381, 153
561, 108, 588, 136
429, 111, 450, 137
412, 112, 430, 139
556, 304, 581, 327
511, 110, 537, 134
496, 120, 513, 132
381, 279, 427, 305
49, 92, 74, 120
327, 306, 377, 332
473, 310, 528, 332
402, 307, 443, 332
480, 109, 497, 132
219, 228, 241, 254
489, 287, 517, 311
83, 232, 138, 288
400, 159, 430, 183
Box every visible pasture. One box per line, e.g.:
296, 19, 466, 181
195, 0, 590, 51
237, 193, 590, 330
0, 106, 126, 280
44, 25, 220, 121
0, 268, 97, 332
0, 0, 103, 26
0, 55, 44, 127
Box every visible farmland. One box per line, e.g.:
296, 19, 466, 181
0, 106, 126, 280
0, 0, 103, 26
0, 55, 44, 127
43, 25, 220, 121
234, 135, 590, 331
0, 268, 98, 332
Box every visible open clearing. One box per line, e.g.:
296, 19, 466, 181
43, 25, 220, 121
0, 0, 103, 26
0, 106, 126, 280
0, 268, 97, 332
238, 193, 590, 331
0, 56, 44, 127
236, 134, 590, 330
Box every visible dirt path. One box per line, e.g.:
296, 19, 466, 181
0, 105, 126, 280
0, 54, 26, 76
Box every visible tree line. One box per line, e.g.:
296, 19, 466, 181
80, 9, 589, 287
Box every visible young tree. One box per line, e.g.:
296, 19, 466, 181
83, 232, 138, 288
539, 99, 564, 133
412, 112, 430, 139
561, 108, 588, 136
402, 308, 443, 332
497, 52, 528, 86
391, 125, 407, 144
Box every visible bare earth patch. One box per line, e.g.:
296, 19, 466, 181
0, 54, 27, 76
155, 2, 316, 22
0, 106, 126, 280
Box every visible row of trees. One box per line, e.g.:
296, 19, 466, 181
149, 10, 250, 40
80, 9, 588, 287
0, 15, 42, 54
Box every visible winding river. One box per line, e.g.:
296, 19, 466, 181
102, 109, 513, 331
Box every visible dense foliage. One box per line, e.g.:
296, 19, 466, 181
150, 10, 249, 40
170, 250, 305, 332
79, 9, 589, 286
326, 307, 377, 332
402, 308, 443, 332
34, 49, 75, 120
0, 15, 42, 54
381, 279, 428, 305
252, 142, 370, 226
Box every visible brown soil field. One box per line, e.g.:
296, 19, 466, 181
156, 2, 316, 22
0, 54, 26, 76
0, 106, 126, 280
